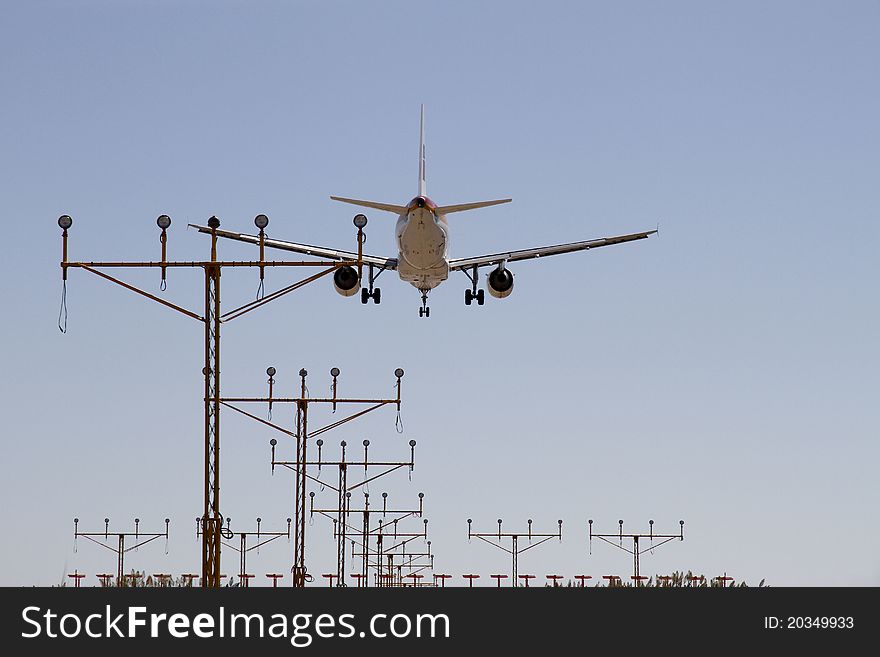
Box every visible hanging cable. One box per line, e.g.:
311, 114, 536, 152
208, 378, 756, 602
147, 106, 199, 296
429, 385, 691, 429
395, 410, 404, 434
256, 278, 265, 301
58, 280, 68, 333
160, 279, 167, 292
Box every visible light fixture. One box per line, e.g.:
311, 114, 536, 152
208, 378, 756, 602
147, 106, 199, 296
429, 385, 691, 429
353, 214, 368, 228
157, 215, 171, 230
58, 215, 73, 229
394, 368, 404, 378
267, 366, 276, 377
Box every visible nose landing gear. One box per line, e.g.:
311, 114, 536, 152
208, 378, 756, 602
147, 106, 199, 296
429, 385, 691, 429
418, 289, 430, 318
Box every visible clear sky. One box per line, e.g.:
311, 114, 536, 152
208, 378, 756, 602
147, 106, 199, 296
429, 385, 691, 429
1, 1, 878, 586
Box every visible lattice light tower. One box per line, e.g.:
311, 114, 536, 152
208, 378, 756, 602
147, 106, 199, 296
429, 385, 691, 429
468, 518, 563, 587
223, 365, 406, 587
74, 518, 170, 587
342, 496, 432, 586
58, 212, 368, 587
274, 437, 418, 586
197, 516, 291, 587
589, 519, 685, 580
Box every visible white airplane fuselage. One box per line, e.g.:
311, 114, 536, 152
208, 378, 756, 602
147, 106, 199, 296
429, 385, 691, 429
395, 197, 450, 291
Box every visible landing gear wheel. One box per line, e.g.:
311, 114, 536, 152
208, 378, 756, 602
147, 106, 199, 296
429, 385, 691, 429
361, 288, 369, 304
373, 288, 381, 304
425, 306, 430, 318
419, 307, 424, 317
465, 289, 472, 305
476, 289, 485, 305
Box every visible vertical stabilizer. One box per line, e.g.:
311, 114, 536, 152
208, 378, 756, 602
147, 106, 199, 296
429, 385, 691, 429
418, 105, 427, 196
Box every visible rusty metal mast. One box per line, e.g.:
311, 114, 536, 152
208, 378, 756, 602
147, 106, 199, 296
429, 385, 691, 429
468, 518, 563, 586
58, 212, 367, 587
589, 519, 685, 579
223, 365, 406, 587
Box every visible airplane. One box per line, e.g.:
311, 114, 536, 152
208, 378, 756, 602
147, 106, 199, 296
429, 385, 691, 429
191, 106, 657, 317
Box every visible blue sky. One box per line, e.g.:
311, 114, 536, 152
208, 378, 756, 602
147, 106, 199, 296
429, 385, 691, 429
1, 1, 878, 586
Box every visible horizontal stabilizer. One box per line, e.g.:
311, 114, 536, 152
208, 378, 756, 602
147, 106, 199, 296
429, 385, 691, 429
330, 196, 408, 215
435, 199, 512, 214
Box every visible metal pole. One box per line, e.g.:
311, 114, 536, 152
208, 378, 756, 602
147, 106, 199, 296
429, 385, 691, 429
202, 255, 222, 586
240, 534, 247, 585
117, 534, 124, 586
633, 536, 639, 579
512, 535, 518, 587
292, 376, 308, 587
336, 459, 347, 586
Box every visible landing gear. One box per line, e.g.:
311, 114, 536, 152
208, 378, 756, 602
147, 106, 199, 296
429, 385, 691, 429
361, 287, 381, 304
418, 289, 430, 318
462, 265, 484, 306
360, 263, 383, 304
464, 288, 484, 306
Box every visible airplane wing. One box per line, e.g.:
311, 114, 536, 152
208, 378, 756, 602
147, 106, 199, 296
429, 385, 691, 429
448, 229, 657, 270
188, 224, 398, 269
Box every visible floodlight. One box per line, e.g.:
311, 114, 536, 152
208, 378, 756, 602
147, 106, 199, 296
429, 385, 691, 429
157, 215, 171, 230
267, 366, 276, 377
207, 216, 220, 229
353, 214, 368, 228
58, 215, 73, 229
299, 368, 307, 377
270, 439, 277, 446
330, 367, 340, 377
409, 440, 416, 447
394, 368, 404, 378
363, 439, 370, 447
316, 439, 323, 447
254, 214, 269, 229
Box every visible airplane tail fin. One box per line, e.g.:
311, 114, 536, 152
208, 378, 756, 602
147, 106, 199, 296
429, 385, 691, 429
330, 196, 408, 215
435, 199, 512, 214
418, 104, 427, 197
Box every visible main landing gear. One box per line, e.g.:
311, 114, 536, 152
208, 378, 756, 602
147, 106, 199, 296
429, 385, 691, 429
464, 288, 484, 306
418, 289, 430, 318
361, 263, 383, 305
462, 264, 485, 306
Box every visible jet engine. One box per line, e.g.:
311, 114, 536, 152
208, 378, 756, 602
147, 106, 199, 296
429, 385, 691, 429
487, 265, 514, 299
333, 266, 360, 297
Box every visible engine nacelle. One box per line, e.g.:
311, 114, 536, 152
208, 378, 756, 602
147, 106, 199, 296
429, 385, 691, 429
487, 266, 514, 299
333, 266, 360, 297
